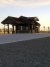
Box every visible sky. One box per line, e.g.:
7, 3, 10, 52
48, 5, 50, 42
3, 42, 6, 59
0, 0, 50, 30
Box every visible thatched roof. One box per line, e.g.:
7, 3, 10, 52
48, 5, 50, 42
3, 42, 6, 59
19, 16, 39, 22
1, 16, 19, 25
1, 16, 40, 26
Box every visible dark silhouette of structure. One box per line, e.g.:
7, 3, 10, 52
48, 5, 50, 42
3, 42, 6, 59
1, 16, 40, 34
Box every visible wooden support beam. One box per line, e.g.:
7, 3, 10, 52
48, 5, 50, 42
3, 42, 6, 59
4, 24, 5, 34
31, 24, 33, 33
12, 25, 14, 34
16, 25, 17, 33
37, 26, 40, 33
8, 24, 9, 34
33, 23, 36, 33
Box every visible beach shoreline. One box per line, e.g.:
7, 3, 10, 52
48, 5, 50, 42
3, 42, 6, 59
0, 33, 50, 44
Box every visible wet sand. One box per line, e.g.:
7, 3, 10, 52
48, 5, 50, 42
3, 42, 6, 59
0, 37, 50, 67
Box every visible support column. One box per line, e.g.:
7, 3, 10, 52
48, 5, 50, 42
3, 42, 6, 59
4, 24, 5, 34
27, 25, 29, 33
31, 24, 33, 33
12, 25, 14, 34
8, 24, 9, 34
16, 25, 17, 33
33, 23, 36, 33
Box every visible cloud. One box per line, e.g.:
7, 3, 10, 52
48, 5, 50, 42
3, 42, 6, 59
0, 0, 50, 7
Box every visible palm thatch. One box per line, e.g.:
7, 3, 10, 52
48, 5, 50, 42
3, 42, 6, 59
1, 16, 40, 26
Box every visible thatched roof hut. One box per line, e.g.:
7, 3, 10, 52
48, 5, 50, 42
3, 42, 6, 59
1, 16, 40, 25
1, 16, 40, 33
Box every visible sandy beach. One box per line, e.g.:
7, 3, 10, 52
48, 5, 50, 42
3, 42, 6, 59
0, 33, 50, 44
0, 36, 50, 67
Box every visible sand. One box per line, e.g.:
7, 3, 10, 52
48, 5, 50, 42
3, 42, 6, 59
0, 33, 50, 44
0, 37, 50, 67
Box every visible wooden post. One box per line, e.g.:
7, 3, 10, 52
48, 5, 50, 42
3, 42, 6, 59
38, 26, 40, 33
33, 23, 35, 33
4, 24, 5, 34
12, 25, 14, 34
8, 24, 9, 34
16, 25, 17, 33
34, 25, 36, 33
31, 24, 33, 33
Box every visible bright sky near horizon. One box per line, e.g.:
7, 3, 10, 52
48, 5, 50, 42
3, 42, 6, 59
0, 0, 50, 30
